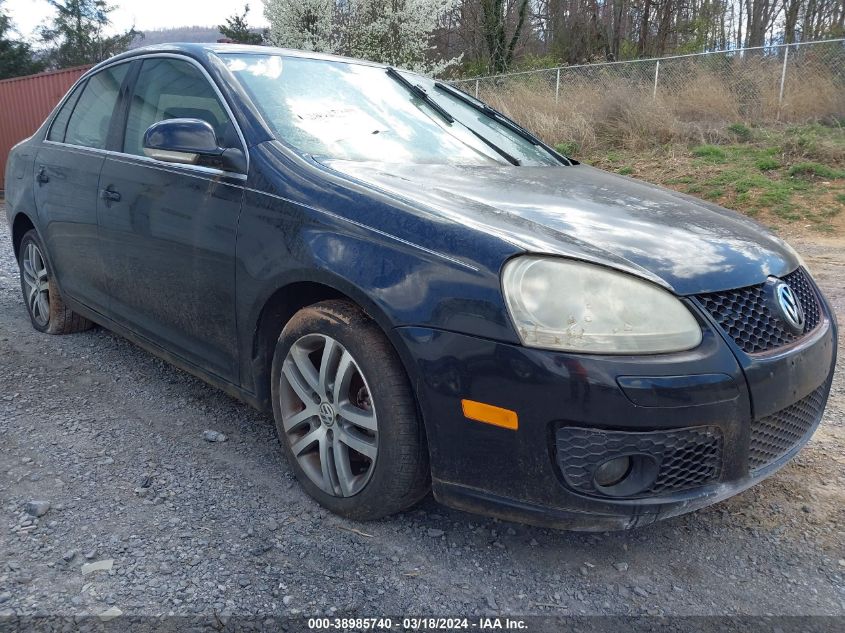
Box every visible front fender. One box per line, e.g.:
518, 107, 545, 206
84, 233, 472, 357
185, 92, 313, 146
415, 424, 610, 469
234, 182, 522, 404
236, 185, 520, 345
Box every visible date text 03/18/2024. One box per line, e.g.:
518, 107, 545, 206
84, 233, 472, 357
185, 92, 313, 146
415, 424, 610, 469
307, 617, 529, 631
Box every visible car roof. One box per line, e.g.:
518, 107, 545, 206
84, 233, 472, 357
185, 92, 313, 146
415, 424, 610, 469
94, 42, 391, 73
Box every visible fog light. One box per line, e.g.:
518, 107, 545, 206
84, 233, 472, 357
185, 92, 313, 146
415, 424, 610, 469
594, 456, 632, 487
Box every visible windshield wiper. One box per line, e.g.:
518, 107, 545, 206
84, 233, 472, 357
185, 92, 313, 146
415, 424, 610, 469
434, 81, 538, 143
386, 67, 519, 166
386, 67, 455, 124
433, 82, 576, 166
463, 126, 521, 166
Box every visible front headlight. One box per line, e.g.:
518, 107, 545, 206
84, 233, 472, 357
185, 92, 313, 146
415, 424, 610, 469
502, 256, 702, 354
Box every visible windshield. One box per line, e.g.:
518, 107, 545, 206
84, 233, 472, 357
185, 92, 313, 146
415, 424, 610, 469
220, 53, 561, 167
424, 79, 562, 166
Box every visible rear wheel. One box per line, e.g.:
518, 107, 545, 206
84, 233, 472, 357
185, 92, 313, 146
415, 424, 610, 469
18, 230, 93, 335
271, 300, 429, 520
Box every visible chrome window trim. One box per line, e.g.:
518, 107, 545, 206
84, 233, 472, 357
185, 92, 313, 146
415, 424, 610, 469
42, 140, 248, 183
45, 53, 250, 175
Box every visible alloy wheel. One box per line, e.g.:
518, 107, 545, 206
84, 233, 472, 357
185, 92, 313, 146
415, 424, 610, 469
22, 243, 50, 327
279, 334, 379, 497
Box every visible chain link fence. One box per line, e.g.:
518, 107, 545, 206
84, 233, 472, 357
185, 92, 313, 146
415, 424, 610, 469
451, 39, 845, 149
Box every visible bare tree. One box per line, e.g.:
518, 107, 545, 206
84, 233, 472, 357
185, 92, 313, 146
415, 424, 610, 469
265, 0, 845, 73
480, 0, 531, 72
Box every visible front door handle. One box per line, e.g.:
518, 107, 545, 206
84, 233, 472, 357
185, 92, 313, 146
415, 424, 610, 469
100, 187, 122, 206
36, 166, 49, 185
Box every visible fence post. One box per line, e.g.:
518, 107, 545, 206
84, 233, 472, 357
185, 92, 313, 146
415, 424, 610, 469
475, 79, 479, 99
652, 60, 660, 100
778, 45, 790, 120
555, 68, 560, 104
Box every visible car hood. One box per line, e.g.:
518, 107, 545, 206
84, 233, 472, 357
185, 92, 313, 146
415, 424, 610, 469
319, 160, 799, 295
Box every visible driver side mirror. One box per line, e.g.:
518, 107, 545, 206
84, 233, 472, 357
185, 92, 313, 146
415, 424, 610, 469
143, 118, 246, 174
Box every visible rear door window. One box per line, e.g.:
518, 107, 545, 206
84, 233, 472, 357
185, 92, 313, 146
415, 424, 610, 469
47, 83, 84, 143
63, 64, 130, 149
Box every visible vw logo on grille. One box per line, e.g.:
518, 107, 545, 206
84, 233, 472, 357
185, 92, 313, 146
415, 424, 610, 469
775, 281, 805, 332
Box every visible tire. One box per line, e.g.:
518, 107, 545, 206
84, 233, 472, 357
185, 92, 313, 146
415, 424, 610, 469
18, 229, 94, 335
271, 299, 430, 520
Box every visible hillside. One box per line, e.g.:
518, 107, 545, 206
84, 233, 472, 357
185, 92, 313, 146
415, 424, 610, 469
130, 26, 225, 48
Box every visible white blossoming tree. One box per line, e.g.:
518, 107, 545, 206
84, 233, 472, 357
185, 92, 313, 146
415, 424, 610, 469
344, 0, 461, 74
264, 0, 460, 74
263, 0, 336, 53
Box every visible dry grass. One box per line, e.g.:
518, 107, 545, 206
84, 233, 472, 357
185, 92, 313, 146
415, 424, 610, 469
470, 60, 845, 234
477, 65, 845, 154
667, 70, 743, 123
780, 70, 845, 121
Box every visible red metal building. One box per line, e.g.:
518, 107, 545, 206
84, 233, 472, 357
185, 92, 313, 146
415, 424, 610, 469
0, 65, 91, 191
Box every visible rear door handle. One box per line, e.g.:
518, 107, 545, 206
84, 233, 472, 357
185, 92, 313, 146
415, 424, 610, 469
100, 187, 122, 205
36, 166, 49, 184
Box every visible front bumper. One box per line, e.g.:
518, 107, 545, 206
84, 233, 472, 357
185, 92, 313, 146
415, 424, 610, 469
396, 293, 837, 531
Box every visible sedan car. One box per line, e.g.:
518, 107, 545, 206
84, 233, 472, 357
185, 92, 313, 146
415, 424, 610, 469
4, 44, 837, 531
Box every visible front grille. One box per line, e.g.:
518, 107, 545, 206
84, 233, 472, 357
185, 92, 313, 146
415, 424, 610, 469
555, 426, 723, 498
749, 385, 828, 472
786, 267, 821, 329
695, 268, 821, 354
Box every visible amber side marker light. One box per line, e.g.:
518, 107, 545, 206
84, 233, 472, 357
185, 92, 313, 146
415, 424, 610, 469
461, 399, 519, 430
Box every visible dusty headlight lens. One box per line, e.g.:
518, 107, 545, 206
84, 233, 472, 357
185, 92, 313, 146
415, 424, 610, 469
502, 256, 702, 354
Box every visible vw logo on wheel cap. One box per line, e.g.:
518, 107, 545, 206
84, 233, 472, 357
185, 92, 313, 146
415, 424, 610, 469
774, 281, 805, 333
319, 402, 336, 427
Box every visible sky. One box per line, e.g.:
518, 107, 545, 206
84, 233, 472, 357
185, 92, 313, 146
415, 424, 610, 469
5, 0, 270, 40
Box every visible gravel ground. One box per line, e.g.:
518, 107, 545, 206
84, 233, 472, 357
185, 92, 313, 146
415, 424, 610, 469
1, 204, 843, 619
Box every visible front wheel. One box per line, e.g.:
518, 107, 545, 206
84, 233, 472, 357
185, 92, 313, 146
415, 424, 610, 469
271, 300, 430, 520
18, 230, 93, 335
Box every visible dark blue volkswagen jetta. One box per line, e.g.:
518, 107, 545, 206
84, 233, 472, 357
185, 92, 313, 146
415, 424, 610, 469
4, 44, 837, 530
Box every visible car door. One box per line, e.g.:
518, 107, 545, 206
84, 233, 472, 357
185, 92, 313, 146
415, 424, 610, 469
34, 63, 131, 313
97, 56, 246, 382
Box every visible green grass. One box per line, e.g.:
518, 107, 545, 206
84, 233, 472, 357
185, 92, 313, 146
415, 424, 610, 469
756, 157, 780, 171
728, 123, 753, 142
733, 175, 771, 194
580, 124, 845, 233
618, 166, 634, 175
603, 150, 622, 163
555, 141, 580, 156
774, 204, 802, 221
692, 145, 727, 162
788, 162, 844, 180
